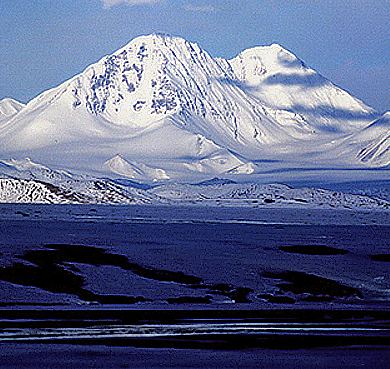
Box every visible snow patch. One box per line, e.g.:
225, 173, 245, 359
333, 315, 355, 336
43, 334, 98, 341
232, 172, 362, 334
0, 98, 25, 122
105, 154, 170, 181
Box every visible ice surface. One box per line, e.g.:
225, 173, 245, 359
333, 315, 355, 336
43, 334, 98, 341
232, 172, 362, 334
1, 204, 390, 310
2, 344, 390, 369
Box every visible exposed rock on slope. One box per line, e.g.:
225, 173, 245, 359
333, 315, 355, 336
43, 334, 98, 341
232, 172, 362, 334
0, 159, 160, 204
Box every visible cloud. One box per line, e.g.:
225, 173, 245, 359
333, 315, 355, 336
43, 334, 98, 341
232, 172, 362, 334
101, 1, 217, 12
183, 4, 217, 13
102, 0, 160, 9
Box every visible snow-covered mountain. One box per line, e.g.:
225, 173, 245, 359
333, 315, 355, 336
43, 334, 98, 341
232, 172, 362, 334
0, 34, 388, 183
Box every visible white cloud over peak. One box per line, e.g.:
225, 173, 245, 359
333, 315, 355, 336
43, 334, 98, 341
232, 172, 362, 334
183, 4, 217, 13
101, 1, 217, 12
102, 0, 160, 9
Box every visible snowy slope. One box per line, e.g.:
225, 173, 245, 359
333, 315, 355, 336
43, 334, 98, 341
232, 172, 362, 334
228, 45, 375, 132
1, 34, 387, 181
0, 158, 76, 183
0, 98, 25, 123
104, 154, 170, 181
352, 112, 390, 166
317, 112, 390, 168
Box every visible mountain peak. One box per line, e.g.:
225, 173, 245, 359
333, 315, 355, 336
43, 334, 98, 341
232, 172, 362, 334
116, 33, 203, 59
63, 32, 221, 126
231, 43, 307, 78
133, 32, 186, 43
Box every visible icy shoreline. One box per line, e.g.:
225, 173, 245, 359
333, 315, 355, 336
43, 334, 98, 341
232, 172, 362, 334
0, 203, 389, 226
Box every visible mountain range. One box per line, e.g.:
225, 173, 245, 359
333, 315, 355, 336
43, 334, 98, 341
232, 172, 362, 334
0, 157, 388, 208
1, 33, 389, 184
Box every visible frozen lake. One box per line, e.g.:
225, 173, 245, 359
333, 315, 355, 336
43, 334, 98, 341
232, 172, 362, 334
1, 204, 390, 365
2, 343, 390, 369
1, 204, 390, 308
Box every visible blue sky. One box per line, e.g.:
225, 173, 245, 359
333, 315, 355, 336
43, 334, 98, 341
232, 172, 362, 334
1, 0, 389, 112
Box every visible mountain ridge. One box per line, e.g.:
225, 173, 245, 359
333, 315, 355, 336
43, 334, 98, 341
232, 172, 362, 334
0, 157, 388, 209
0, 34, 388, 183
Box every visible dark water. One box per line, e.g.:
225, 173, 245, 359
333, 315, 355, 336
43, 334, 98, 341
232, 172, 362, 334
1, 205, 390, 306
